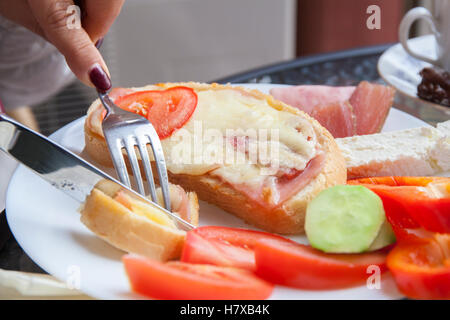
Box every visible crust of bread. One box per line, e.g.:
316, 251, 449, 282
79, 180, 198, 261
84, 82, 347, 234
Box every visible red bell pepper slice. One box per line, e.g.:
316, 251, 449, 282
387, 233, 450, 299
348, 177, 450, 236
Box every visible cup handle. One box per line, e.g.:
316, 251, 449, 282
398, 7, 439, 65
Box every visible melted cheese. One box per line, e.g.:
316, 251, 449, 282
163, 89, 318, 184
88, 87, 319, 191
114, 191, 177, 229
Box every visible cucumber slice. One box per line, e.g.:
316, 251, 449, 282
305, 185, 385, 253
368, 220, 396, 251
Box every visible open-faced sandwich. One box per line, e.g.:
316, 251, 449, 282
79, 179, 199, 261
84, 82, 347, 234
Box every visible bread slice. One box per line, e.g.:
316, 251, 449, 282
84, 82, 347, 234
337, 120, 450, 179
79, 180, 199, 261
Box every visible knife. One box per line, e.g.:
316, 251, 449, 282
0, 113, 194, 231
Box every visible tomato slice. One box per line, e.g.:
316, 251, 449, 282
180, 226, 292, 271
387, 233, 450, 299
114, 86, 197, 139
122, 255, 273, 300
254, 239, 388, 290
348, 177, 450, 235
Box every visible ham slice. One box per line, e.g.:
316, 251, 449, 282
169, 185, 191, 223
270, 85, 355, 114
350, 81, 396, 135
271, 85, 355, 138
270, 82, 395, 138
269, 153, 325, 207
225, 153, 325, 209
309, 101, 356, 138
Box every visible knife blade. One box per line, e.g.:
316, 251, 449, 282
0, 114, 194, 231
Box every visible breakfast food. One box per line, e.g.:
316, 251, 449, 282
85, 82, 347, 234
123, 254, 274, 300
270, 81, 395, 138
386, 233, 450, 300
348, 176, 450, 235
177, 226, 390, 291
122, 176, 449, 298
305, 185, 394, 253
79, 179, 199, 261
417, 67, 449, 107
253, 237, 388, 290
337, 120, 450, 179
180, 226, 293, 271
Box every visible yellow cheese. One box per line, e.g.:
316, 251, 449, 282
115, 192, 177, 229
89, 87, 318, 190
162, 89, 318, 189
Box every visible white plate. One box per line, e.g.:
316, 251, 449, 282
6, 83, 429, 300
378, 35, 450, 115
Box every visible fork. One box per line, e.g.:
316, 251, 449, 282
98, 91, 172, 212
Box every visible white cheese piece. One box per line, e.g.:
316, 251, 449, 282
337, 120, 450, 178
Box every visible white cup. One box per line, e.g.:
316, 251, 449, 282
399, 1, 450, 72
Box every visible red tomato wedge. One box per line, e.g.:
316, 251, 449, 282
348, 177, 450, 235
181, 226, 292, 271
122, 255, 273, 300
114, 86, 197, 139
254, 239, 388, 290
387, 233, 450, 300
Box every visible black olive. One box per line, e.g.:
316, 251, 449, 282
417, 67, 450, 107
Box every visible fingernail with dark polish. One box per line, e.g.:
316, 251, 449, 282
95, 38, 104, 49
89, 64, 111, 93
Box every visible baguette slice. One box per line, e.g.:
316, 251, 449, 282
337, 120, 450, 179
79, 180, 199, 261
84, 82, 347, 234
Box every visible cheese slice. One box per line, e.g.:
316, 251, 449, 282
337, 120, 450, 178
114, 191, 176, 229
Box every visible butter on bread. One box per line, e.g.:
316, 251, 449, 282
79, 180, 199, 261
337, 120, 450, 179
84, 82, 347, 234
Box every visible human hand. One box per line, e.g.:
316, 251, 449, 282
0, 0, 125, 92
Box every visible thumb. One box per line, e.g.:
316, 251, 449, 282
27, 0, 111, 91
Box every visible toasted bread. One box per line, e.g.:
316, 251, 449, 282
79, 180, 199, 261
84, 83, 347, 234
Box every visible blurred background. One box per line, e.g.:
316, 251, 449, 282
11, 0, 437, 135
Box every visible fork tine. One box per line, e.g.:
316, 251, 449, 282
148, 135, 171, 212
99, 91, 174, 214
124, 138, 146, 196
107, 138, 131, 188
136, 137, 158, 203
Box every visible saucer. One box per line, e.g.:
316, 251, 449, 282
378, 35, 450, 115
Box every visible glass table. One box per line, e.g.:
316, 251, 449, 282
1, 43, 449, 274
215, 43, 449, 126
